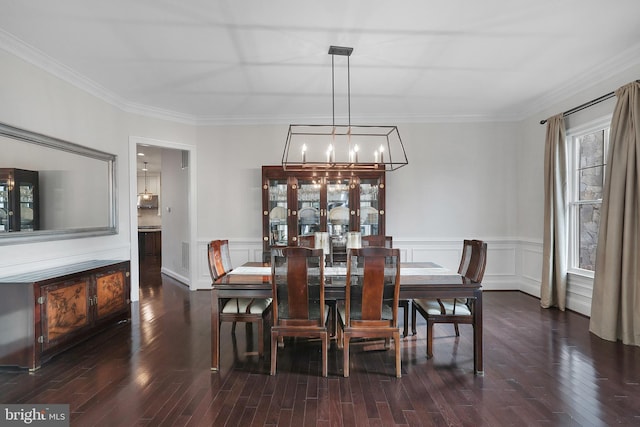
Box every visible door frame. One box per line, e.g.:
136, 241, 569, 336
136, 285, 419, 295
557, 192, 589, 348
128, 136, 198, 300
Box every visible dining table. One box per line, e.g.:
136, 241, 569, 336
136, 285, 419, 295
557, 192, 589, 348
211, 261, 483, 375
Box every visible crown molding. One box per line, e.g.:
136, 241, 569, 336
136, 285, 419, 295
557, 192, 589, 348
518, 41, 640, 121
0, 29, 199, 125
2, 28, 639, 126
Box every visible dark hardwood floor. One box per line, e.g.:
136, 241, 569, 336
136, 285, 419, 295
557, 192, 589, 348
2, 257, 640, 426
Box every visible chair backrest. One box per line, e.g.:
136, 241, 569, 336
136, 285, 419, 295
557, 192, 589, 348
271, 247, 325, 327
207, 240, 226, 281
314, 231, 331, 261
457, 239, 487, 283
219, 239, 233, 274
361, 235, 393, 248
298, 235, 315, 248
344, 247, 401, 327
346, 231, 362, 250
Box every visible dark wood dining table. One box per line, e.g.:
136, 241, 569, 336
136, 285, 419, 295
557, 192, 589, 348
211, 261, 483, 375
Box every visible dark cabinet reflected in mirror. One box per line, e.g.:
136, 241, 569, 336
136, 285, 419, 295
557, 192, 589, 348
0, 168, 40, 232
0, 122, 117, 245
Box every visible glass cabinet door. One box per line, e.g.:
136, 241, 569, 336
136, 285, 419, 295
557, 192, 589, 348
295, 178, 321, 240
0, 168, 39, 232
0, 178, 8, 232
267, 177, 288, 247
359, 178, 382, 236
326, 177, 352, 263
18, 180, 36, 231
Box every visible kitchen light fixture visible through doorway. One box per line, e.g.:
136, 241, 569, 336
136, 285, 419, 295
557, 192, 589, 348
141, 162, 152, 200
282, 46, 408, 172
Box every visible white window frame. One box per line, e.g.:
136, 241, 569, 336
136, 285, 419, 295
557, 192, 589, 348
566, 116, 611, 278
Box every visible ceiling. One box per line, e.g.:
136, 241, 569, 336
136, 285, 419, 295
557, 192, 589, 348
1, 1, 640, 126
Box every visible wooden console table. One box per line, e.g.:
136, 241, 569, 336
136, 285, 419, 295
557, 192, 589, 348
0, 260, 131, 370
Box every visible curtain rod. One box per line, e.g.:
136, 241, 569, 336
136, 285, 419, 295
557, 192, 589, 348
539, 80, 640, 125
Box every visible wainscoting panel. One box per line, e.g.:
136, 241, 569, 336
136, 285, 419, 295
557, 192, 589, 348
193, 237, 591, 316
567, 273, 594, 316
520, 241, 543, 298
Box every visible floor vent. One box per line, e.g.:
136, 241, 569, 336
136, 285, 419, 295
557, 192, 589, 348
182, 242, 189, 270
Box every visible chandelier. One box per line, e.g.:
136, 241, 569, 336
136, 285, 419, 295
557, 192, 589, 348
282, 46, 408, 172
140, 162, 152, 200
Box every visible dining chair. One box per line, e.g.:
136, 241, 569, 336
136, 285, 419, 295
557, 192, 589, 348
337, 246, 402, 378
298, 234, 315, 248
270, 247, 329, 376
346, 231, 362, 251
207, 239, 272, 358
220, 239, 233, 275
411, 239, 487, 358
361, 235, 410, 338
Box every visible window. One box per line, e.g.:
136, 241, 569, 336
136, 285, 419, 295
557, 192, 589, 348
567, 119, 610, 274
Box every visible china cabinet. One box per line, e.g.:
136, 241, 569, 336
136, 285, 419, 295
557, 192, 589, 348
262, 165, 385, 260
0, 168, 39, 232
0, 260, 130, 370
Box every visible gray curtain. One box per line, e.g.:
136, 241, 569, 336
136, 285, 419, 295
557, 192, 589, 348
590, 81, 640, 345
541, 114, 568, 310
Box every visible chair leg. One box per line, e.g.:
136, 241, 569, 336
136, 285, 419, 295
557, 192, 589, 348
454, 323, 460, 337
322, 333, 328, 377
270, 330, 278, 375
257, 319, 264, 357
343, 334, 350, 377
426, 320, 434, 358
401, 300, 409, 337
411, 304, 417, 335
394, 331, 401, 378
327, 300, 337, 337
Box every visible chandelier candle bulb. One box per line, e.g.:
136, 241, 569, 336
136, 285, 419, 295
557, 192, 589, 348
302, 144, 307, 163
379, 146, 384, 164
354, 144, 359, 162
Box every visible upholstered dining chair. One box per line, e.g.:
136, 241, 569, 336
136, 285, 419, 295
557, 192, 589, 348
207, 239, 272, 358
361, 235, 410, 338
337, 246, 402, 378
270, 247, 329, 376
411, 239, 487, 358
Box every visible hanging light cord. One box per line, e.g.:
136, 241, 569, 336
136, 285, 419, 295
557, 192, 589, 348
331, 52, 352, 128
332, 54, 335, 128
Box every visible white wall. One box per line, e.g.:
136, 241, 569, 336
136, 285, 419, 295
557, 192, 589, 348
159, 148, 190, 283
2, 42, 639, 315
192, 121, 521, 290
0, 49, 195, 287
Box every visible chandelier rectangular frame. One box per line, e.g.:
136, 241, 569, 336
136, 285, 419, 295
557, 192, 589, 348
282, 46, 408, 172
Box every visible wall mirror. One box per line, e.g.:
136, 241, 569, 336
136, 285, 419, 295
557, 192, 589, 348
0, 121, 117, 245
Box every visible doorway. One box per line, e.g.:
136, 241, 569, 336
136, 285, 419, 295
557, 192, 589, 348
129, 136, 197, 302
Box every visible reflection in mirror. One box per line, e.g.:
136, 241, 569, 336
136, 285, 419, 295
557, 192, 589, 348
0, 122, 117, 245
